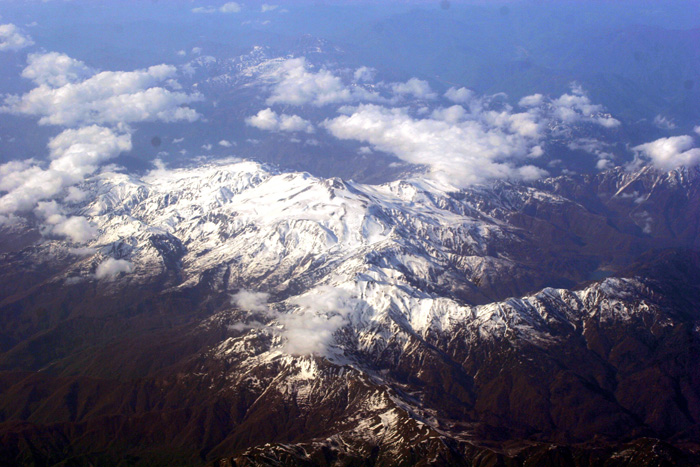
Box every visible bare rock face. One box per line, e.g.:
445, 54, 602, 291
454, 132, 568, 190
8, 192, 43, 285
1, 161, 700, 466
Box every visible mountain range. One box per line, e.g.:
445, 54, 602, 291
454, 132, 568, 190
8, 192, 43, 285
1, 160, 699, 466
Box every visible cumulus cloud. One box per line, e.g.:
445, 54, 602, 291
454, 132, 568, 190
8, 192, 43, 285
263, 57, 379, 107
353, 66, 375, 82
48, 125, 132, 174
282, 286, 356, 356
653, 115, 676, 130
21, 52, 94, 87
567, 138, 615, 170
95, 258, 134, 279
232, 289, 271, 313
246, 108, 315, 133
529, 145, 544, 158
391, 78, 437, 100
3, 53, 202, 126
218, 139, 233, 147
34, 201, 98, 243
324, 104, 547, 187
258, 58, 451, 108
64, 186, 88, 203
1, 52, 205, 246
220, 2, 242, 13
228, 290, 275, 332
430, 105, 467, 123
518, 93, 545, 107
445, 87, 476, 104
551, 89, 620, 128
229, 286, 360, 356
261, 4, 278, 12
0, 126, 131, 214
0, 23, 34, 51
596, 158, 614, 170
519, 86, 620, 129
193, 2, 241, 14
633, 135, 700, 171
50, 215, 98, 243
320, 83, 621, 186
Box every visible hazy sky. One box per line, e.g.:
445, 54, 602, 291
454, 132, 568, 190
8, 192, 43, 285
0, 0, 698, 229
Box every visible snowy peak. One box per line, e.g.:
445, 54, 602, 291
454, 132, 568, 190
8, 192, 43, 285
2, 159, 700, 466
8, 159, 684, 365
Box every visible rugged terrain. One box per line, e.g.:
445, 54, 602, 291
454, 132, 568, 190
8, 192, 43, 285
1, 161, 700, 466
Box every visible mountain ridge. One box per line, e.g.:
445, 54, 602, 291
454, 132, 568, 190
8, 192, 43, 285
0, 160, 699, 465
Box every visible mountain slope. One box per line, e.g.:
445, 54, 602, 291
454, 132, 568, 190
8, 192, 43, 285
0, 161, 699, 466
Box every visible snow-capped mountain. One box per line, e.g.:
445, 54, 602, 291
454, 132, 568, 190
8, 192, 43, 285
1, 160, 700, 465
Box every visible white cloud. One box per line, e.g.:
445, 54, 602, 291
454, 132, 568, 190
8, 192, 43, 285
430, 105, 467, 123
353, 66, 375, 83
519, 87, 620, 129
633, 135, 700, 171
550, 88, 620, 128
246, 108, 315, 133
261, 4, 278, 13
0, 53, 206, 245
653, 114, 676, 130
596, 115, 621, 129
95, 258, 134, 279
445, 87, 475, 104
566, 138, 614, 170
229, 287, 360, 356
0, 126, 131, 214
218, 139, 233, 147
34, 201, 98, 243
22, 52, 94, 87
50, 215, 99, 243
232, 289, 270, 313
258, 58, 451, 108
220, 2, 242, 13
323, 104, 547, 187
3, 53, 202, 126
33, 199, 64, 222
391, 78, 437, 100
0, 159, 36, 188
596, 158, 614, 170
192, 7, 216, 13
48, 125, 132, 175
229, 286, 362, 356
177, 50, 187, 57
2, 59, 200, 126
0, 23, 34, 51
282, 286, 356, 356
529, 145, 544, 158
263, 57, 379, 107
193, 2, 241, 14
518, 93, 544, 108
694, 125, 700, 136
281, 312, 346, 356
64, 186, 87, 203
